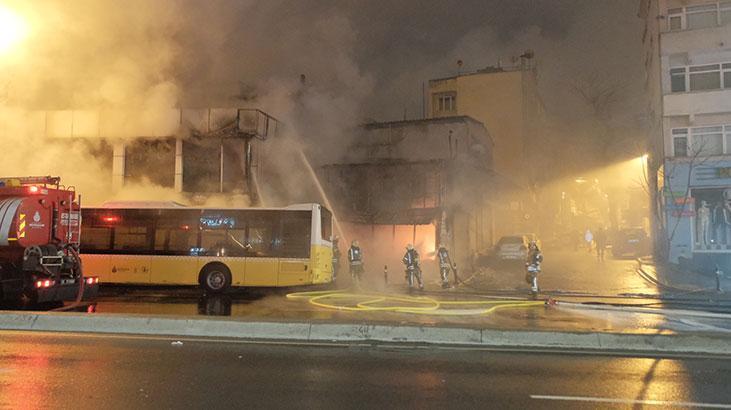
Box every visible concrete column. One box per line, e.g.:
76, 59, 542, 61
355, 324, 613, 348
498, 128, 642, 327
112, 142, 126, 191
174, 138, 183, 192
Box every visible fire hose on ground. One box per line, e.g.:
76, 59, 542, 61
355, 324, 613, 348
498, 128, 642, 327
286, 289, 545, 316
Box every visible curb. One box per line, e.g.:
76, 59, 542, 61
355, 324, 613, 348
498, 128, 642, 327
2, 311, 731, 355
636, 259, 707, 293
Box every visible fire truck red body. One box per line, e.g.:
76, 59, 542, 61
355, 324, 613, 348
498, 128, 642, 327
0, 176, 98, 303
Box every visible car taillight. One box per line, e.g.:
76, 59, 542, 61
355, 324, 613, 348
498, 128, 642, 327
35, 280, 55, 288
85, 277, 99, 285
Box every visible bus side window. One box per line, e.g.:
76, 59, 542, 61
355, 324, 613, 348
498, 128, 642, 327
154, 209, 199, 255
245, 211, 277, 257
80, 209, 118, 253
81, 227, 113, 252
200, 229, 227, 256
112, 210, 154, 253
280, 211, 311, 258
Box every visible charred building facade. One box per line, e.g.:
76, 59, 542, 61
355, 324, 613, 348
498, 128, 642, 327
0, 107, 278, 205
321, 116, 508, 275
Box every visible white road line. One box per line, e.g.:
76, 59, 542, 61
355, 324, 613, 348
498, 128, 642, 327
530, 395, 731, 408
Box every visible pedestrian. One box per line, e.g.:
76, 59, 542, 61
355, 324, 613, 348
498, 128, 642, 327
584, 228, 593, 253
437, 244, 454, 288
347, 240, 364, 287
595, 228, 607, 262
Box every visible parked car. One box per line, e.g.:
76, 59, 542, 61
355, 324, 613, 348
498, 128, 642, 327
612, 228, 650, 258
494, 235, 531, 262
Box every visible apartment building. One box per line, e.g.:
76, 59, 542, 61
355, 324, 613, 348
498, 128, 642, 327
426, 57, 543, 184
643, 0, 731, 268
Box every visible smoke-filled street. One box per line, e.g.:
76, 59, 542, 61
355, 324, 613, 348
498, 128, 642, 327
3, 0, 731, 407
477, 247, 655, 296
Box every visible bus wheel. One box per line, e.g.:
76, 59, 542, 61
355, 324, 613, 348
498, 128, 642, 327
200, 264, 231, 294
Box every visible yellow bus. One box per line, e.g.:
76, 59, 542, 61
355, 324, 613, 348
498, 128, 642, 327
79, 203, 333, 292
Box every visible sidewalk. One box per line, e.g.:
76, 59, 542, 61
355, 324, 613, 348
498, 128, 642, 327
637, 258, 731, 296
4, 286, 731, 355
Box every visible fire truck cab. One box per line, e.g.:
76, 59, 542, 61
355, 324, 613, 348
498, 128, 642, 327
0, 176, 98, 304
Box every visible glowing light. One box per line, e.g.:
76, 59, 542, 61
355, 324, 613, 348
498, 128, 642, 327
101, 216, 119, 223
0, 5, 29, 55
28, 185, 38, 193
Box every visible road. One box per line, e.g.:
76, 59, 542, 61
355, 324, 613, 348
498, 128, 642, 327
477, 247, 659, 297
1, 332, 730, 409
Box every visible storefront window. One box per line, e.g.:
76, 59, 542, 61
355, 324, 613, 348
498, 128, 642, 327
692, 188, 731, 251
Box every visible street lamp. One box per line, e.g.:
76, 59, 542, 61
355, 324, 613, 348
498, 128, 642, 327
0, 5, 29, 56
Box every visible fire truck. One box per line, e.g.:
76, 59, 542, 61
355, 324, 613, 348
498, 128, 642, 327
0, 176, 98, 304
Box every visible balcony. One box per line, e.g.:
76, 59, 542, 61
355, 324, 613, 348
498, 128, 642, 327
663, 88, 731, 116
661, 24, 731, 55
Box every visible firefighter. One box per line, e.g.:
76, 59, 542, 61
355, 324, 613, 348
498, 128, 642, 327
331, 236, 341, 281
524, 240, 543, 291
348, 240, 364, 286
437, 244, 454, 288
402, 243, 423, 290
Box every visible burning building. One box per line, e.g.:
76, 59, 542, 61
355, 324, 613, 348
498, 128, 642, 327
0, 107, 279, 206
321, 116, 514, 276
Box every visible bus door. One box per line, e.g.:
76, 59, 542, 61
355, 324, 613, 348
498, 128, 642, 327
243, 211, 279, 286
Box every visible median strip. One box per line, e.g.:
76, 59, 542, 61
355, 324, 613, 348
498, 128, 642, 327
1, 311, 731, 355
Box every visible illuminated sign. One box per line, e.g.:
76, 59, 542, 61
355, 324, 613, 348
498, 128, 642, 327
200, 215, 236, 228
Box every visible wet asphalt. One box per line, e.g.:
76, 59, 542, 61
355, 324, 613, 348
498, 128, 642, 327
4, 247, 731, 334
1, 331, 730, 409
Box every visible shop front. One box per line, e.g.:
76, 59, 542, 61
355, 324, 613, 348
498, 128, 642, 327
665, 160, 731, 271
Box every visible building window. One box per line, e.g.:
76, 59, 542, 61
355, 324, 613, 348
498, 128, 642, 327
689, 64, 722, 90
670, 67, 687, 92
690, 188, 731, 251
433, 92, 456, 115
670, 62, 731, 92
687, 4, 719, 29
668, 8, 683, 30
693, 126, 724, 156
672, 126, 731, 157
673, 128, 688, 157
667, 2, 731, 30
723, 1, 731, 24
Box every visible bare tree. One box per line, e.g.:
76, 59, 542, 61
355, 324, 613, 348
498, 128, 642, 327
570, 73, 628, 124
640, 138, 712, 260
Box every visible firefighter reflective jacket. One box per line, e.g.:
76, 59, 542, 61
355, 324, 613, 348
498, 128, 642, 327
437, 247, 451, 268
348, 246, 362, 265
402, 249, 420, 267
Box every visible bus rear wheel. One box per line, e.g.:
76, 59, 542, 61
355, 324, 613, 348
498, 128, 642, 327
200, 264, 231, 294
